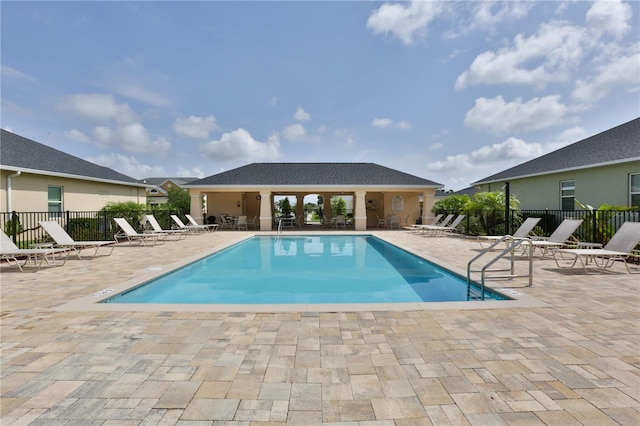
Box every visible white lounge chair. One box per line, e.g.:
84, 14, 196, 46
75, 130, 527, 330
186, 214, 218, 231
0, 229, 69, 271
39, 220, 116, 258
113, 218, 167, 245
552, 221, 640, 273
420, 215, 466, 236
477, 217, 541, 248
412, 214, 454, 233
527, 218, 583, 256
144, 215, 188, 240
404, 214, 443, 231
171, 215, 213, 233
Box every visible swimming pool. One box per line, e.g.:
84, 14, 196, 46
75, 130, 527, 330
104, 235, 507, 304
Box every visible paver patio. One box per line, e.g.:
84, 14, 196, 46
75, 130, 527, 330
1, 230, 638, 425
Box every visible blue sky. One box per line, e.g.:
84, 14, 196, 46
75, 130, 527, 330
2, 1, 639, 191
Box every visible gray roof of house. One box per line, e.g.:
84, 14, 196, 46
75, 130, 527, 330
473, 117, 640, 185
139, 177, 198, 186
187, 163, 442, 187
0, 129, 143, 185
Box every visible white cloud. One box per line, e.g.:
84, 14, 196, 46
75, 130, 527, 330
90, 122, 171, 154
426, 137, 543, 175
372, 118, 393, 128
201, 128, 281, 162
367, 0, 444, 45
585, 0, 632, 39
176, 166, 205, 179
294, 107, 310, 121
270, 96, 279, 106
464, 95, 567, 134
282, 123, 306, 142
429, 142, 443, 150
396, 120, 410, 129
174, 115, 219, 139
57, 93, 136, 123
1, 65, 33, 80
572, 50, 640, 103
469, 1, 533, 33
113, 84, 170, 107
64, 129, 90, 143
470, 137, 543, 162
455, 22, 584, 90
86, 152, 167, 179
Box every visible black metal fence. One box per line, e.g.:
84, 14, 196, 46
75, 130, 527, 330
2, 209, 639, 248
1, 210, 183, 248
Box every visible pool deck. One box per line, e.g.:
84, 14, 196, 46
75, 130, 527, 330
1, 230, 638, 425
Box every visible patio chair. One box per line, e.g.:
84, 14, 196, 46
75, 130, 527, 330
477, 217, 541, 248
526, 218, 583, 256
246, 216, 258, 229
236, 215, 248, 230
420, 215, 466, 236
376, 215, 386, 228
113, 218, 167, 246
388, 215, 401, 230
0, 229, 70, 271
186, 214, 218, 231
334, 215, 347, 229
552, 221, 640, 273
144, 215, 189, 240
39, 220, 116, 258
218, 215, 235, 230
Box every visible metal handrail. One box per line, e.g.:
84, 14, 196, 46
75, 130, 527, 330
467, 236, 534, 300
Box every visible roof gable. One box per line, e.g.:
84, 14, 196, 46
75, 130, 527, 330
473, 117, 640, 184
1, 129, 141, 185
188, 163, 441, 187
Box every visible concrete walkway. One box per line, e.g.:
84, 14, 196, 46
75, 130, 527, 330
1, 230, 638, 425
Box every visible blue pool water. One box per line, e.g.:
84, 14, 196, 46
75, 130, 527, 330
104, 235, 507, 304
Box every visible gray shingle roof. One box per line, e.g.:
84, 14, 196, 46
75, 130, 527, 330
139, 177, 198, 186
473, 117, 640, 185
187, 163, 442, 187
1, 129, 141, 185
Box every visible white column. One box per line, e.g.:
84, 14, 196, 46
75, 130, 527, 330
354, 190, 367, 231
422, 190, 435, 224
259, 191, 272, 231
189, 191, 204, 224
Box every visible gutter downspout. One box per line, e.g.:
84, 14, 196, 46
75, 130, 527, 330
7, 171, 21, 212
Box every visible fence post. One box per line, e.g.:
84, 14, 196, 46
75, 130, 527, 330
10, 210, 18, 242
592, 211, 597, 243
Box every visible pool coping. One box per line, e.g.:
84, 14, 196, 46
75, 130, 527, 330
55, 231, 550, 313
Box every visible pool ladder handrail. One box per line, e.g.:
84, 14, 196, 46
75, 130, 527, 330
276, 217, 283, 237
467, 236, 534, 300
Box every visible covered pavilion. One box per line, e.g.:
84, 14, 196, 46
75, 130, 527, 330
184, 163, 443, 231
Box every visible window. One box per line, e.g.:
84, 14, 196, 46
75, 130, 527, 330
48, 186, 63, 217
631, 174, 640, 207
560, 180, 575, 210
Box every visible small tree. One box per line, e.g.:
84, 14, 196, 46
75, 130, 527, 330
166, 186, 191, 214
280, 197, 293, 217
465, 191, 520, 236
331, 197, 347, 216
432, 194, 470, 215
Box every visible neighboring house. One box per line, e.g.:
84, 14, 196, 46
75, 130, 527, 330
184, 162, 442, 231
472, 117, 640, 210
140, 177, 198, 206
0, 129, 148, 213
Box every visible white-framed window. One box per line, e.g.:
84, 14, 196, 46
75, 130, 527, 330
560, 180, 575, 210
48, 185, 63, 217
631, 173, 640, 207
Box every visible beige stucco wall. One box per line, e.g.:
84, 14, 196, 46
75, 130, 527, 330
477, 162, 639, 210
0, 170, 146, 212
